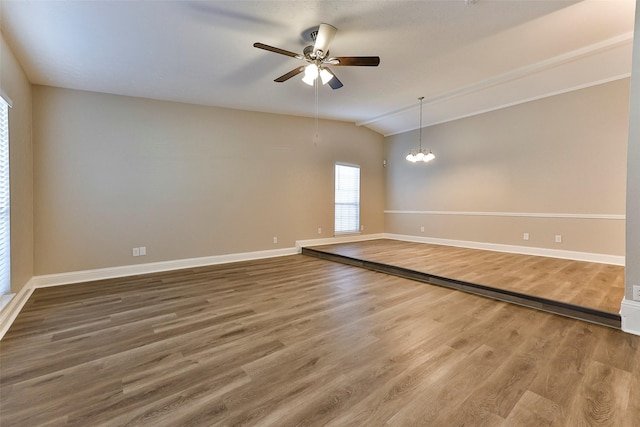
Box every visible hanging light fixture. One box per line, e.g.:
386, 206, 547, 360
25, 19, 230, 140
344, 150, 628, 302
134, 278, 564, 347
406, 96, 435, 163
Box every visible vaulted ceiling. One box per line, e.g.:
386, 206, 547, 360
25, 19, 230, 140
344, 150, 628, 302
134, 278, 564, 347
0, 1, 635, 136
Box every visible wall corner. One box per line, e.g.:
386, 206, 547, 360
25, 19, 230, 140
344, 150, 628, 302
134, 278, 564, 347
620, 298, 640, 335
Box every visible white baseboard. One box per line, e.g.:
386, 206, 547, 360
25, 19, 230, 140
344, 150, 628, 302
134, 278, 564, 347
0, 247, 298, 340
620, 299, 640, 335
0, 236, 626, 340
31, 247, 298, 288
0, 280, 36, 341
296, 233, 385, 251
384, 234, 625, 266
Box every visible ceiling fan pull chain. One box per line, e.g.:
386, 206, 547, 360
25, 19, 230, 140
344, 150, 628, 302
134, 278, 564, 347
315, 76, 319, 141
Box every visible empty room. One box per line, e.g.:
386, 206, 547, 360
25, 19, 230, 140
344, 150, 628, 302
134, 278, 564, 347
2, 1, 640, 425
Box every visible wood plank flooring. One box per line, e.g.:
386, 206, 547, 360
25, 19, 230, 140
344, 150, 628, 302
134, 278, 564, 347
1, 254, 639, 426
305, 239, 624, 315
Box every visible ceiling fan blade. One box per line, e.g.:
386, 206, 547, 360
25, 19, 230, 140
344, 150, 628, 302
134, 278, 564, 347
253, 42, 301, 59
274, 66, 306, 82
330, 56, 380, 66
313, 23, 337, 58
324, 68, 343, 89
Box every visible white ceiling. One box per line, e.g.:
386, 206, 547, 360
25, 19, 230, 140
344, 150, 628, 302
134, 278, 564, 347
0, 1, 635, 136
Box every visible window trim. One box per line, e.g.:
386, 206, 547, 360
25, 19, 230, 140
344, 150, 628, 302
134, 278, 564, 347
334, 162, 361, 236
0, 95, 11, 298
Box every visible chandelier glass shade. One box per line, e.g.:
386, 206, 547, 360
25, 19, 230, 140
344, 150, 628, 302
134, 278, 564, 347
406, 148, 435, 163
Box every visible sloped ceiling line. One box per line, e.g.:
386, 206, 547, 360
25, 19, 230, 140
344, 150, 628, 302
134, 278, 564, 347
358, 32, 634, 131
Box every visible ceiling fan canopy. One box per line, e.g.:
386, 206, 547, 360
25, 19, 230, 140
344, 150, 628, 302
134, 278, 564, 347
253, 23, 380, 89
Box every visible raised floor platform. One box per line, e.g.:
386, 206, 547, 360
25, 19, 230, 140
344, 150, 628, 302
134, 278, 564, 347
302, 239, 623, 328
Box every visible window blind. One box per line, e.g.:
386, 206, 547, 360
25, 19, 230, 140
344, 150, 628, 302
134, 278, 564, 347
0, 98, 10, 296
334, 163, 360, 234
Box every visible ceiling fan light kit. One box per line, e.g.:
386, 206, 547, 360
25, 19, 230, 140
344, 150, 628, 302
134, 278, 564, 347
406, 97, 435, 163
253, 22, 380, 89
301, 64, 319, 85
319, 68, 334, 85
301, 64, 334, 86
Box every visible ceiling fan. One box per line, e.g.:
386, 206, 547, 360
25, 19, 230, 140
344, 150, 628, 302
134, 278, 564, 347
253, 23, 380, 89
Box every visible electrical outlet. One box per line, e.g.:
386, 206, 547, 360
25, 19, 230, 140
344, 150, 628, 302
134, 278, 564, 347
420, 226, 425, 232
273, 237, 278, 244
633, 286, 640, 301
523, 232, 529, 241
360, 225, 364, 231
139, 246, 146, 256
132, 247, 140, 257
317, 227, 322, 234
555, 235, 562, 243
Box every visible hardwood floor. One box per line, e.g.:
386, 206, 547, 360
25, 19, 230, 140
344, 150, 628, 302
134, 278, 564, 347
1, 254, 639, 426
306, 239, 625, 315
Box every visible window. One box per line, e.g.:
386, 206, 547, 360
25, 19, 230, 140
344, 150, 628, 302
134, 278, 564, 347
334, 163, 360, 235
0, 97, 9, 297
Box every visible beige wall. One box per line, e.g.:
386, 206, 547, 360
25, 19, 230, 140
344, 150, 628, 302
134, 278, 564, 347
385, 79, 629, 256
32, 86, 384, 275
14, 44, 634, 276
1, 31, 33, 293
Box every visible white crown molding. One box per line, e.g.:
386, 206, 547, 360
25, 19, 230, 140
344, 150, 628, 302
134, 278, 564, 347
400, 74, 631, 133
620, 299, 640, 336
384, 233, 624, 266
384, 210, 625, 220
359, 32, 633, 134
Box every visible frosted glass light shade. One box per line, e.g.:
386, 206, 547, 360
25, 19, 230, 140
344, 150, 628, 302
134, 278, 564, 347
319, 68, 334, 85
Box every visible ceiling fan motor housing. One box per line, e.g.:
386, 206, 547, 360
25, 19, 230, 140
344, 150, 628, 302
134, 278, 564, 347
304, 45, 328, 61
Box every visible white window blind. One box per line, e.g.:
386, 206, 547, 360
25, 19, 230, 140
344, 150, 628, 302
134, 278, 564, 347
0, 98, 10, 296
334, 163, 360, 234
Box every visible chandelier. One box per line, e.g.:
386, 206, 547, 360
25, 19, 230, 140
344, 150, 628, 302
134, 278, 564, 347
406, 96, 435, 163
